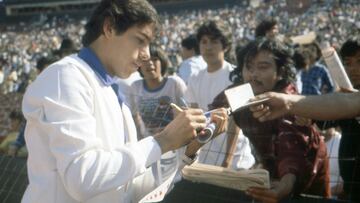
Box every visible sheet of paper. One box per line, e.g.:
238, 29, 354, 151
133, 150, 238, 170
224, 83, 269, 112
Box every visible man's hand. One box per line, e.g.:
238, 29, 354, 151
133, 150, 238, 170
249, 92, 300, 122
154, 105, 207, 153
338, 86, 358, 93
207, 108, 228, 138
185, 107, 229, 157
246, 173, 295, 203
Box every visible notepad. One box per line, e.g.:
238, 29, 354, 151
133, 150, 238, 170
182, 163, 270, 191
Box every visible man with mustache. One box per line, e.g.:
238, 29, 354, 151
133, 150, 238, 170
211, 38, 330, 202
251, 35, 360, 202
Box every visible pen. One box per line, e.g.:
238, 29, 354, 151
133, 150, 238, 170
170, 103, 183, 112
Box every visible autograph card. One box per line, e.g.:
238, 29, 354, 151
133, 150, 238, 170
224, 83, 269, 112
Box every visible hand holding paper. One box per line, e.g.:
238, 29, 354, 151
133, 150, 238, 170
224, 83, 269, 113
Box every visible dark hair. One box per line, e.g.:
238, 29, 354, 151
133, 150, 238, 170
37, 56, 56, 73
340, 35, 360, 59
57, 38, 77, 56
9, 110, 23, 121
302, 42, 321, 62
82, 0, 160, 46
139, 43, 170, 77
196, 20, 232, 50
292, 49, 310, 71
230, 38, 296, 90
255, 19, 277, 38
181, 34, 200, 55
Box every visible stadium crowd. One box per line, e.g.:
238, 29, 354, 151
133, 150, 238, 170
0, 1, 358, 91
0, 0, 359, 202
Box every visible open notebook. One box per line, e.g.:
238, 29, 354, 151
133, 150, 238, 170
181, 163, 270, 191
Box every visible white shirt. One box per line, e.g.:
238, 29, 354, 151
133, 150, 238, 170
177, 55, 207, 84
22, 54, 161, 203
326, 132, 343, 188
185, 61, 234, 111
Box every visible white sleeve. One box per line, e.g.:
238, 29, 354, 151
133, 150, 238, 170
23, 64, 161, 201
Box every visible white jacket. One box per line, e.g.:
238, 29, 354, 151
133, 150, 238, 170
22, 55, 161, 203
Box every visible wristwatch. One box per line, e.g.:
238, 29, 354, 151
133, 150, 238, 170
181, 153, 198, 165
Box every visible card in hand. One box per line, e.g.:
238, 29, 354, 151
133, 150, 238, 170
224, 83, 269, 113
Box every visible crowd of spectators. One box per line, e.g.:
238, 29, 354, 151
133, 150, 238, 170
0, 1, 359, 93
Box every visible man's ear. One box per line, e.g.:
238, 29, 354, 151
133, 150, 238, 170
103, 17, 114, 39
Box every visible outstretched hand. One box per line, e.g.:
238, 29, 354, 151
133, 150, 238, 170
249, 92, 295, 122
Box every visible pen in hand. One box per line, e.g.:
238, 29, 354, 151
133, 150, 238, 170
170, 102, 216, 144
170, 103, 184, 113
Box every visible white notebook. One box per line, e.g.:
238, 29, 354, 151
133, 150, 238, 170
182, 163, 270, 191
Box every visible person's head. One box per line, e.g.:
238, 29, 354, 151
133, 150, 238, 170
340, 35, 360, 89
139, 43, 170, 80
232, 38, 296, 95
196, 20, 231, 68
82, 0, 160, 79
255, 19, 279, 39
292, 49, 311, 71
54, 38, 77, 58
302, 42, 321, 64
36, 56, 56, 73
181, 34, 200, 60
9, 110, 23, 131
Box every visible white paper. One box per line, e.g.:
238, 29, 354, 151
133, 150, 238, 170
321, 45, 353, 90
139, 170, 177, 203
224, 83, 269, 112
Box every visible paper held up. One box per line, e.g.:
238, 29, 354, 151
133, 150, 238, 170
224, 83, 269, 113
290, 31, 316, 45
320, 41, 354, 90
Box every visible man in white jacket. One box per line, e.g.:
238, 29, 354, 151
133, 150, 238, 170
21, 1, 227, 202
